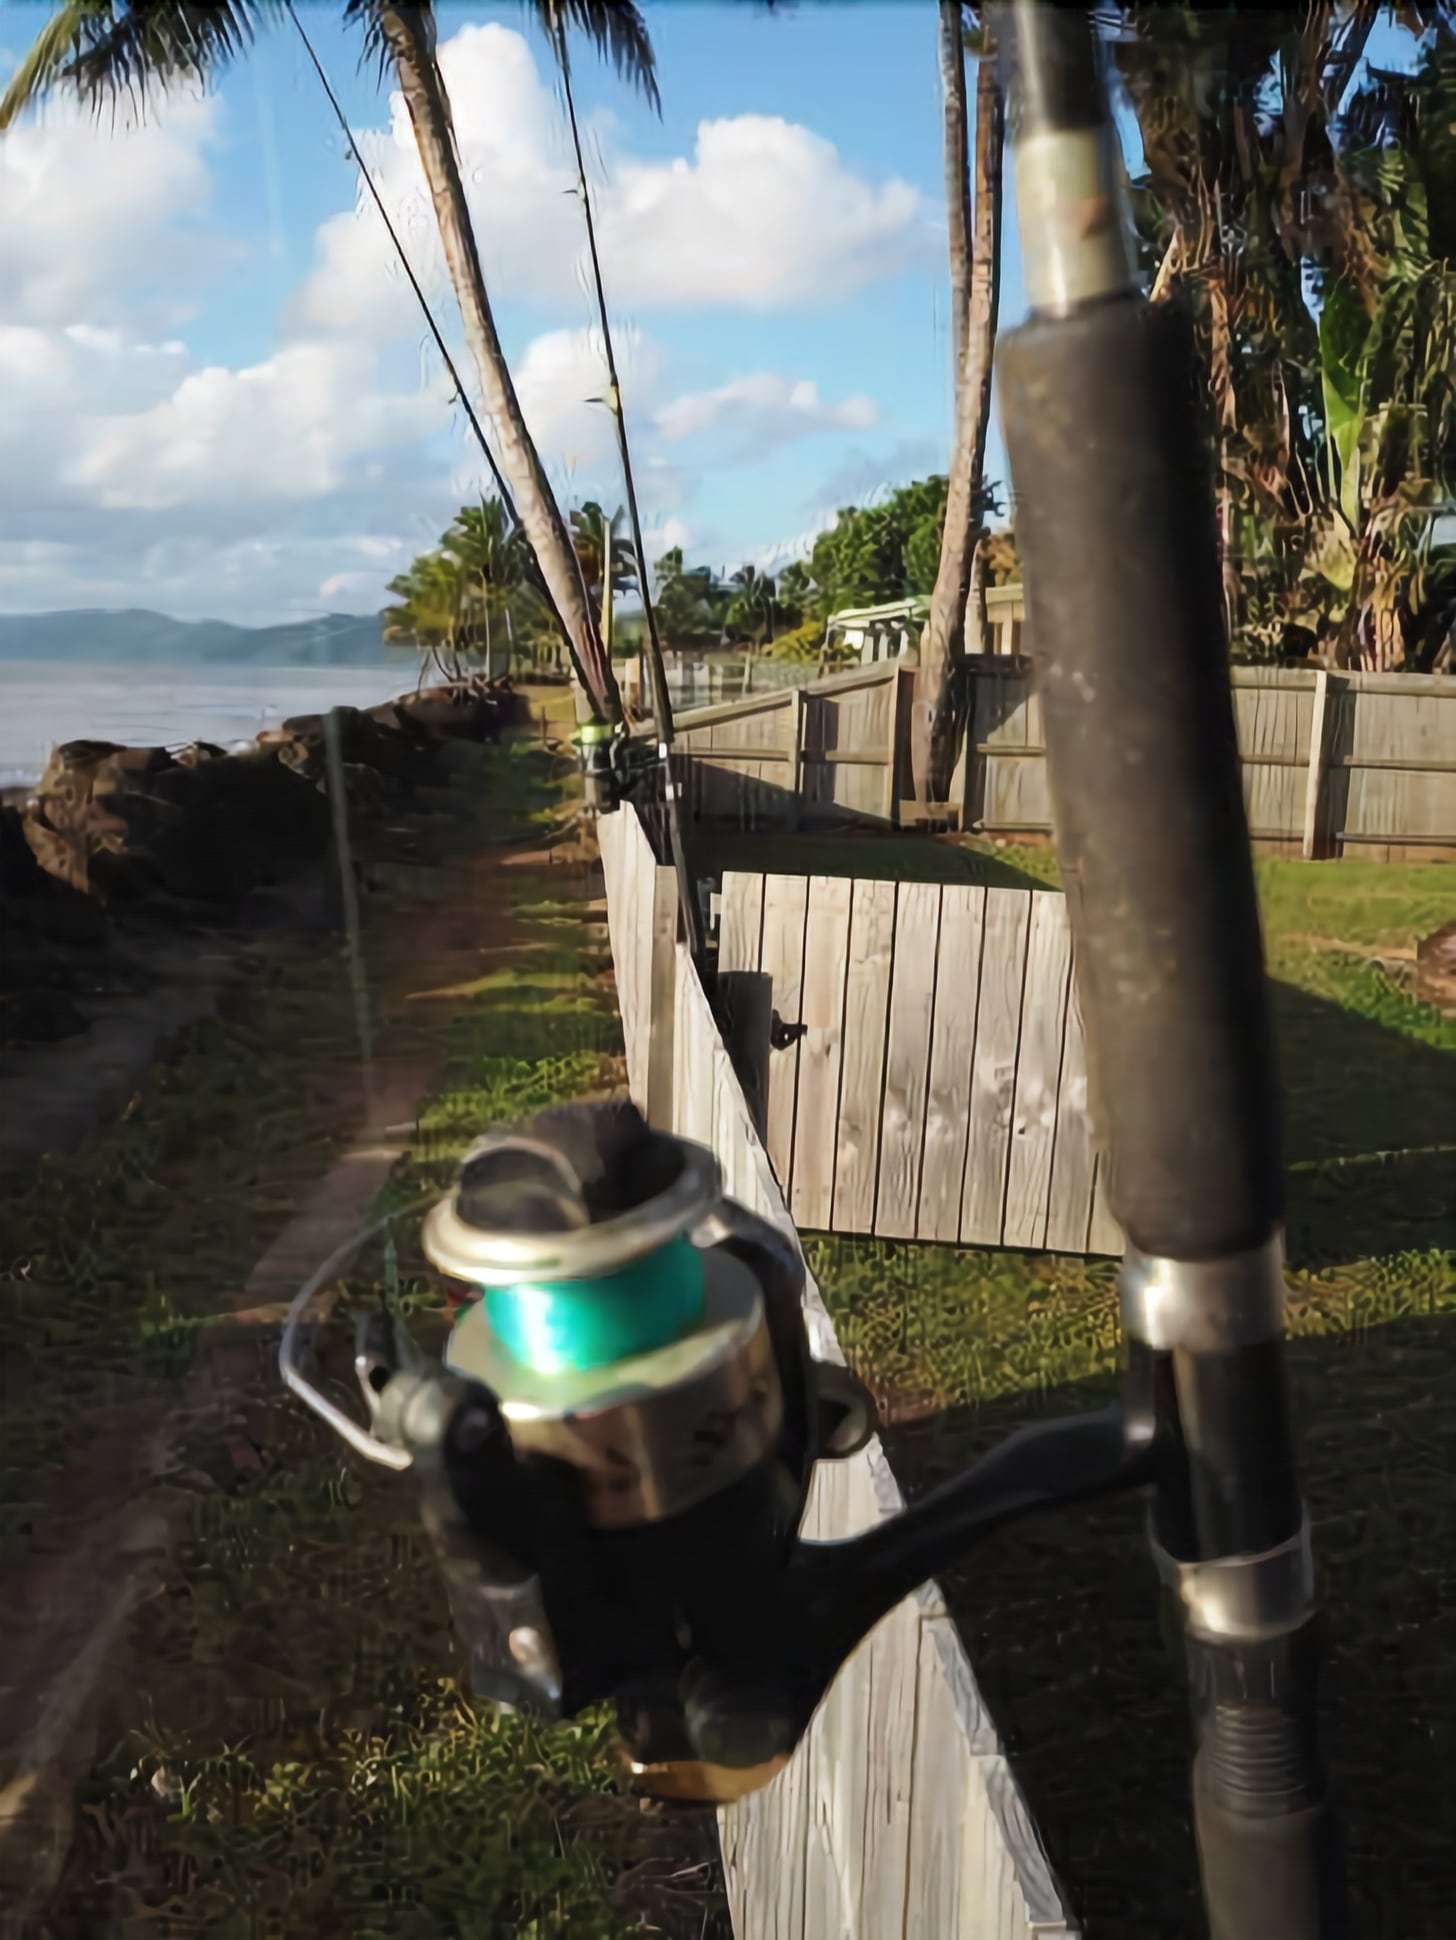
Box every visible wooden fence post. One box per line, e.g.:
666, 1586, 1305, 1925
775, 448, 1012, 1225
788, 685, 806, 832
1301, 666, 1330, 861
883, 666, 908, 824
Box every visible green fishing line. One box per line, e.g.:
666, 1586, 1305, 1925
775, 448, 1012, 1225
481, 1235, 705, 1376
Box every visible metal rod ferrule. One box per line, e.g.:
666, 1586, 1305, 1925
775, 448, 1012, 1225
1120, 1236, 1287, 1353
1010, 0, 1137, 316
1150, 1515, 1316, 1644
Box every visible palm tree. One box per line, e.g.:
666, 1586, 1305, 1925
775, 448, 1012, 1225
725, 563, 777, 648
383, 548, 471, 676
0, 0, 659, 727
922, 5, 1005, 800
1113, 2, 1456, 670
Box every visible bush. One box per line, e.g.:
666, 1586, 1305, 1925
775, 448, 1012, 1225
768, 619, 828, 664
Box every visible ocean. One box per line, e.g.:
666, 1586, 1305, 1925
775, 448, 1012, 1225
0, 661, 416, 792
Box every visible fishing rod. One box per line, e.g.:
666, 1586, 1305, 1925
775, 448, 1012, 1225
995, 5, 1344, 1936
277, 10, 1338, 1935
551, 13, 705, 966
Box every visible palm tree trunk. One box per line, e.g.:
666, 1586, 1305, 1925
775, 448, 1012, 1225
939, 0, 972, 400
923, 24, 1004, 802
376, 4, 619, 726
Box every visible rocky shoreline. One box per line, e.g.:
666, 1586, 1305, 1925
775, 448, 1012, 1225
0, 679, 526, 1063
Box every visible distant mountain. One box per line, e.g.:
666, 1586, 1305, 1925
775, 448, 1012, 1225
0, 608, 398, 668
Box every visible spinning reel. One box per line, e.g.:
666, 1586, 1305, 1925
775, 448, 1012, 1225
281, 1100, 1156, 1806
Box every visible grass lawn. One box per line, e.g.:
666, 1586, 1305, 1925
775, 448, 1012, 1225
808, 852, 1455, 1940
4, 738, 726, 1938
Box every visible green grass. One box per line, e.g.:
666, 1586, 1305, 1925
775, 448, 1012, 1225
6, 742, 720, 1938
809, 854, 1455, 1940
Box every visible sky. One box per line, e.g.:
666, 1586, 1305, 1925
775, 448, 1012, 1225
0, 1, 1428, 625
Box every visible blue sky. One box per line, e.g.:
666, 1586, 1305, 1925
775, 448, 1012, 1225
0, 1, 1429, 622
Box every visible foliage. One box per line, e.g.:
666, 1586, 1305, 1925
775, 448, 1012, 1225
1113, 4, 1456, 670
767, 617, 828, 663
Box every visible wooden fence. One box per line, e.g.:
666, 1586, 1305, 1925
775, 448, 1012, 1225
598, 800, 1079, 1940
718, 869, 1124, 1258
657, 657, 1456, 859
672, 661, 915, 831
967, 661, 1456, 861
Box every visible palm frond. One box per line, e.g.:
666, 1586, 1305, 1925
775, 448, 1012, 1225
343, 0, 398, 90
533, 0, 659, 112
0, 0, 105, 131
45, 1, 269, 125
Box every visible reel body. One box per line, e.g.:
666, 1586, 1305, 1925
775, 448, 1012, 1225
281, 1100, 1155, 1805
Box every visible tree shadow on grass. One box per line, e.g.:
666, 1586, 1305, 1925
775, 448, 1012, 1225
884, 1304, 1456, 1940
1274, 979, 1455, 1268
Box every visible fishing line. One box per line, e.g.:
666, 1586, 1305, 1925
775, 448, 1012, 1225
284, 1, 582, 654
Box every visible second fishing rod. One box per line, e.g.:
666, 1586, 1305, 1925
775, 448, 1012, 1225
991, 5, 1345, 1936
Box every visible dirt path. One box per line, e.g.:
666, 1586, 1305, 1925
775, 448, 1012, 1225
0, 813, 600, 1930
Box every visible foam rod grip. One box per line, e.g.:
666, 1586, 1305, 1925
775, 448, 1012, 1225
998, 295, 1282, 1260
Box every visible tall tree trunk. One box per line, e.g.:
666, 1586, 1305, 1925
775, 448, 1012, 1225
956, 28, 1006, 675
939, 0, 972, 401
377, 5, 619, 725
923, 24, 1004, 803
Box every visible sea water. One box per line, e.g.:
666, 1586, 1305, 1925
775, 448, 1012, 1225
0, 661, 414, 791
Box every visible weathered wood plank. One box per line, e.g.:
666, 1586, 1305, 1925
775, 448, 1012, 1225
857, 1594, 919, 1935
832, 879, 896, 1234
907, 1614, 1075, 1940
918, 886, 986, 1243
760, 873, 811, 1200
791, 876, 853, 1230
1088, 1149, 1124, 1259
1004, 893, 1074, 1252
645, 860, 679, 1129
962, 890, 1032, 1246
875, 881, 942, 1239
720, 871, 766, 977
674, 942, 713, 1148
1044, 968, 1098, 1256
801, 1455, 874, 1939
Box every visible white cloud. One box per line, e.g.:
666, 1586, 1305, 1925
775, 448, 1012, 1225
68, 340, 450, 511
0, 87, 228, 326
293, 21, 931, 340
0, 16, 909, 622
654, 374, 877, 452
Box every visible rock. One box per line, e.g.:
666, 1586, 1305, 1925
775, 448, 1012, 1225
1416, 920, 1456, 1014
264, 705, 440, 790
22, 741, 331, 906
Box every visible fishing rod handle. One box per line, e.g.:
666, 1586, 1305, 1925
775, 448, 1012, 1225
997, 291, 1283, 1261
1189, 1619, 1349, 1940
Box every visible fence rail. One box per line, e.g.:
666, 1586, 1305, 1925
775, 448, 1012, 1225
652, 657, 1456, 859
598, 800, 1079, 1940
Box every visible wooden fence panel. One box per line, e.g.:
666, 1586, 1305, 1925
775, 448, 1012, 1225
713, 861, 1129, 1259
1232, 672, 1310, 841
1342, 676, 1456, 857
